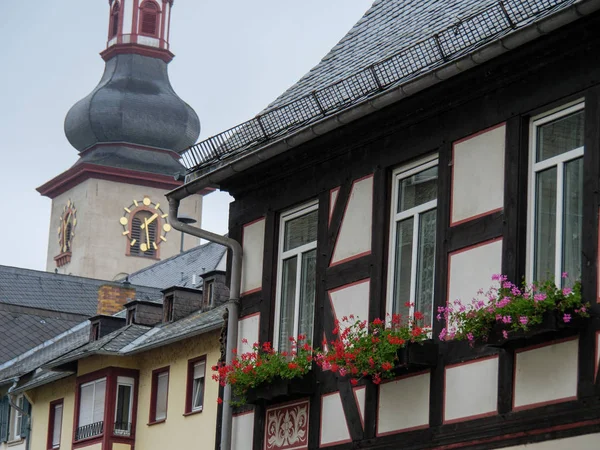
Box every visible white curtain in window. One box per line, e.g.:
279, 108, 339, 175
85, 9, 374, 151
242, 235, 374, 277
52, 404, 63, 448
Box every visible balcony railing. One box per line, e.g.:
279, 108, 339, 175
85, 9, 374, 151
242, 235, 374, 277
113, 421, 132, 437
180, 0, 575, 174
75, 421, 104, 441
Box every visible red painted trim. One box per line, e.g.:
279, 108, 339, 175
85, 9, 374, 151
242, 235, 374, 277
351, 386, 365, 430
132, 0, 140, 44
264, 399, 310, 450
185, 355, 207, 414
329, 187, 340, 226
329, 174, 374, 267
512, 336, 579, 411
327, 279, 370, 325
100, 43, 174, 63
595, 330, 600, 383
376, 370, 430, 436
37, 163, 184, 199
450, 207, 504, 227
446, 237, 503, 314
240, 217, 266, 295
453, 122, 507, 146
159, 0, 167, 47
149, 366, 170, 424
329, 250, 371, 267
443, 355, 499, 424
597, 209, 600, 303
241, 287, 262, 297
319, 391, 352, 447
431, 418, 600, 450
450, 122, 506, 227
47, 398, 64, 450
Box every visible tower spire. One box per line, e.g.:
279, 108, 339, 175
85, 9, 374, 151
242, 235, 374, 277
102, 0, 175, 63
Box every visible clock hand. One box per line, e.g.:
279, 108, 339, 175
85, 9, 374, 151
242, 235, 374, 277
144, 218, 151, 251
145, 213, 159, 226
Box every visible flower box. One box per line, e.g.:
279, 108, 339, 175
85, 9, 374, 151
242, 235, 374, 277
485, 310, 583, 348
394, 340, 438, 369
245, 372, 316, 405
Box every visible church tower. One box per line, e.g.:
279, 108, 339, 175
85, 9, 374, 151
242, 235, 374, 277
38, 0, 205, 280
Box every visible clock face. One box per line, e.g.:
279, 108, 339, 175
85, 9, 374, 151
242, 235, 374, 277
119, 196, 170, 257
57, 199, 76, 253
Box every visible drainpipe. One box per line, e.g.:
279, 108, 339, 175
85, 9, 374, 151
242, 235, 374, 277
168, 198, 241, 450
8, 379, 31, 450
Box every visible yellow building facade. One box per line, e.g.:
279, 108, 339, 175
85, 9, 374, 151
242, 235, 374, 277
26, 331, 220, 450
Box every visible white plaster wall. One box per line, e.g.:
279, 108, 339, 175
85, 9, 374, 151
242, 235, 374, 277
444, 357, 498, 423
500, 433, 600, 449
378, 372, 430, 435
329, 188, 339, 223
452, 125, 505, 225
137, 35, 160, 48
237, 313, 260, 355
45, 179, 202, 280
216, 252, 227, 272
122, 0, 134, 35
0, 439, 26, 450
329, 280, 370, 332
320, 392, 351, 446
108, 36, 118, 47
241, 218, 265, 295
354, 386, 365, 427
331, 176, 373, 265
448, 239, 503, 306
232, 412, 254, 450
514, 339, 578, 409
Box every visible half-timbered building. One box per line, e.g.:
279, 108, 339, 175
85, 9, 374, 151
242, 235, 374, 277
170, 0, 600, 449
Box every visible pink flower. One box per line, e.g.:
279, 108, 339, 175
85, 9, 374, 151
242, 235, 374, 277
562, 272, 568, 279
339, 367, 347, 376
495, 314, 502, 321
502, 316, 512, 324
562, 287, 572, 296
241, 338, 248, 344
502, 330, 508, 339
467, 333, 474, 342
563, 314, 572, 323
519, 316, 528, 325
533, 293, 546, 303
439, 328, 447, 341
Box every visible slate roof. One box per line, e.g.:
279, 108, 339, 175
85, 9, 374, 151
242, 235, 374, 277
126, 241, 227, 289
0, 265, 162, 316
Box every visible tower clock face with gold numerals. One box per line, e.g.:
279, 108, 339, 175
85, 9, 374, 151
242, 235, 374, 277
119, 196, 171, 256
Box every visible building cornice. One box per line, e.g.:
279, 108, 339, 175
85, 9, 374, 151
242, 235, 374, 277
100, 43, 175, 63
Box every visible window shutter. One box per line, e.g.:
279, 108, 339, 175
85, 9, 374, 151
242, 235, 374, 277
52, 404, 63, 448
193, 361, 205, 380
0, 396, 9, 443
20, 397, 31, 438
130, 217, 142, 255
93, 380, 106, 423
79, 384, 94, 426
141, 5, 158, 36
155, 372, 168, 420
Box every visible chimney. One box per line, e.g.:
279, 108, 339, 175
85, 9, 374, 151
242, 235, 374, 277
97, 283, 136, 316
161, 286, 203, 323
124, 300, 163, 326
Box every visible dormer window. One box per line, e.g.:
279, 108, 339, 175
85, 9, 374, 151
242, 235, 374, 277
90, 322, 100, 341
203, 280, 214, 310
140, 2, 160, 37
126, 307, 136, 325
163, 295, 174, 323
110, 2, 120, 39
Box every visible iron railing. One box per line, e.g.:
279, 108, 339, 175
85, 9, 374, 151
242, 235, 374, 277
113, 421, 132, 436
75, 421, 103, 441
180, 0, 574, 173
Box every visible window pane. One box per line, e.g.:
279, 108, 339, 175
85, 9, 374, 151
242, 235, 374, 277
298, 249, 317, 343
192, 378, 204, 410
534, 167, 557, 281
416, 209, 436, 326
278, 256, 297, 352
537, 110, 584, 162
155, 372, 168, 421
398, 166, 438, 213
393, 218, 414, 316
79, 384, 94, 426
284, 210, 318, 251
52, 404, 62, 447
115, 385, 131, 425
93, 380, 106, 424
562, 157, 583, 287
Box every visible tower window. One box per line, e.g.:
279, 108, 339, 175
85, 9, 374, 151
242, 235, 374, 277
110, 2, 120, 39
140, 2, 160, 37
130, 210, 158, 258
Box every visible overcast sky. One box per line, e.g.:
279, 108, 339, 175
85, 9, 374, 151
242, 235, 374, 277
0, 1, 373, 271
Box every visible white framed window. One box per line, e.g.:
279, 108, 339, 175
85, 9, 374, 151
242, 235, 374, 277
274, 201, 318, 352
204, 280, 214, 309
190, 360, 205, 412
114, 377, 134, 436
527, 101, 584, 287
152, 370, 169, 422
386, 155, 438, 327
9, 395, 23, 441
78, 378, 106, 428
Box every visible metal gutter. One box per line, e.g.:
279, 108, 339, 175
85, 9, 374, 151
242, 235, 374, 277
8, 379, 31, 450
169, 0, 599, 202
167, 198, 242, 450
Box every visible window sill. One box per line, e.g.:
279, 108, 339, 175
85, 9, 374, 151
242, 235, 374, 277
147, 418, 166, 426
183, 408, 203, 417
7, 438, 24, 447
